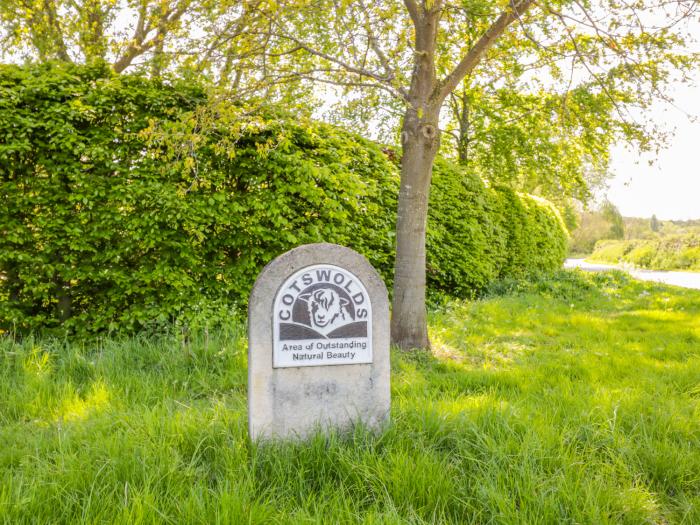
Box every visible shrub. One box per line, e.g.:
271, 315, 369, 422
652, 235, 700, 271
626, 243, 656, 268
1, 62, 207, 333
427, 162, 568, 299
675, 247, 700, 270
497, 190, 568, 276
0, 62, 398, 333
589, 239, 635, 264
1, 63, 567, 334
426, 159, 507, 297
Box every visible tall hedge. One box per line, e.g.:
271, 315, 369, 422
426, 160, 568, 298
0, 63, 566, 334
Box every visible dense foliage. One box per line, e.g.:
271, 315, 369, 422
427, 160, 567, 297
590, 235, 700, 271
1, 63, 566, 334
441, 86, 635, 205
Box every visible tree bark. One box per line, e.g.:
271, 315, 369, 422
390, 2, 442, 350
456, 90, 470, 165
391, 105, 440, 350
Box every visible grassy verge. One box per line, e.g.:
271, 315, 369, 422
1, 270, 699, 524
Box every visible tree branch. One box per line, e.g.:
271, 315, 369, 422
403, 0, 419, 26
113, 0, 190, 73
435, 0, 535, 103
357, 0, 407, 98
40, 0, 71, 61
251, 12, 409, 102
549, 6, 631, 125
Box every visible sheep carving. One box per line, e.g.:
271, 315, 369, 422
299, 288, 352, 333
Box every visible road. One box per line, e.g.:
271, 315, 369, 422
564, 259, 700, 290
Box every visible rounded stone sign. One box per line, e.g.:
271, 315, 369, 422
248, 243, 390, 440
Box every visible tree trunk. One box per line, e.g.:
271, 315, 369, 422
390, 4, 443, 350
457, 91, 470, 165
391, 106, 440, 350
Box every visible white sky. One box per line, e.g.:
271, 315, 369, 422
606, 76, 700, 220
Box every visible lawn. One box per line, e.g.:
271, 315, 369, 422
1, 270, 699, 524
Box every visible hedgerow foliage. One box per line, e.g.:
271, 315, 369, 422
0, 63, 566, 334
426, 160, 568, 297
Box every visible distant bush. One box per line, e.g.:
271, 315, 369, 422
590, 235, 700, 271
0, 62, 567, 334
589, 240, 634, 264
626, 243, 656, 268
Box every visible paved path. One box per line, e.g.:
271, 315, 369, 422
565, 259, 700, 290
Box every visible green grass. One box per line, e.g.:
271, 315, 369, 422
1, 270, 699, 524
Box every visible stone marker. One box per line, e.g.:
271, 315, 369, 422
248, 243, 390, 440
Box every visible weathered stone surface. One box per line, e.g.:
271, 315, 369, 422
248, 243, 390, 440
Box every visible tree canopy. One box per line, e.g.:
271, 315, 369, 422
2, 0, 695, 204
